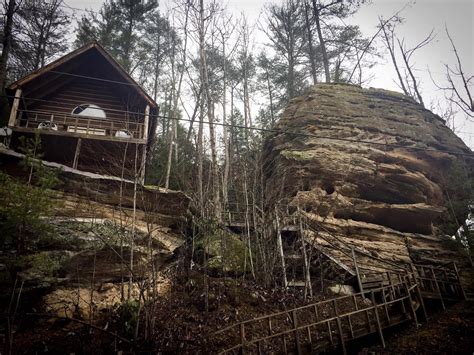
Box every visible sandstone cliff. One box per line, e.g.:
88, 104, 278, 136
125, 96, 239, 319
263, 84, 473, 271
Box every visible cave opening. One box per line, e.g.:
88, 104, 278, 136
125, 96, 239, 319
324, 184, 335, 195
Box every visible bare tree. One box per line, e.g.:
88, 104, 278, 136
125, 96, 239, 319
0, 0, 18, 92
164, 5, 190, 189
380, 18, 434, 107
439, 28, 474, 118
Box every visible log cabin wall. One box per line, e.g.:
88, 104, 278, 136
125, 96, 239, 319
27, 77, 132, 122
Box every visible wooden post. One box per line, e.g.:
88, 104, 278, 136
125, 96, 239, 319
352, 248, 364, 295
371, 291, 385, 348
333, 300, 347, 354
452, 262, 467, 300
415, 280, 428, 321
381, 288, 390, 322
307, 325, 312, 347
239, 323, 246, 355
404, 280, 419, 327
8, 88, 22, 127
387, 272, 395, 300
327, 320, 334, 345
143, 104, 150, 140
275, 207, 288, 289
291, 310, 302, 355
139, 144, 147, 185
299, 213, 312, 298
73, 138, 82, 170
430, 267, 445, 310
347, 314, 354, 339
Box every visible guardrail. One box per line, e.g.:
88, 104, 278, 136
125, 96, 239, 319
212, 274, 419, 354
15, 109, 145, 139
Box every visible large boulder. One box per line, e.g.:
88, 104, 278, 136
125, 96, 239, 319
263, 84, 472, 269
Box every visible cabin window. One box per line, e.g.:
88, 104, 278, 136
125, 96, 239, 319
72, 104, 106, 118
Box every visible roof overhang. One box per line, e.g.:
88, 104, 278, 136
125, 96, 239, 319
7, 41, 157, 109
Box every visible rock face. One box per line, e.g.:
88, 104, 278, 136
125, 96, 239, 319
263, 84, 472, 270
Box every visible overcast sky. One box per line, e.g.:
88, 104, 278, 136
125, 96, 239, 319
67, 0, 474, 149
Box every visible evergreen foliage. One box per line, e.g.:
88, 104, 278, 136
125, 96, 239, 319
0, 134, 59, 252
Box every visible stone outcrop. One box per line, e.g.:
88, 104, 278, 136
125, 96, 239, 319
263, 84, 472, 270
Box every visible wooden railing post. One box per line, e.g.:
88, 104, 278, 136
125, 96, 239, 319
430, 267, 445, 310
452, 262, 467, 300
352, 248, 364, 295
291, 310, 302, 355
371, 291, 385, 348
239, 323, 246, 355
275, 207, 288, 289
381, 288, 390, 323
333, 300, 347, 354
404, 280, 419, 327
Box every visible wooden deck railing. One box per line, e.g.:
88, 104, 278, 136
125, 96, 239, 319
212, 274, 419, 354
212, 261, 466, 354
16, 109, 145, 140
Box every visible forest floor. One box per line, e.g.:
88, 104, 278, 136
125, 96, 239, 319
362, 300, 474, 354
5, 276, 474, 354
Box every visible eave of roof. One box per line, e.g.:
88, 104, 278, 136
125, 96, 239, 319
8, 41, 157, 108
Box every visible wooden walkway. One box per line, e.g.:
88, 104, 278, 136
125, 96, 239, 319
212, 264, 466, 354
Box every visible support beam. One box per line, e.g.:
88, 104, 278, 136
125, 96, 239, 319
8, 88, 22, 127
73, 138, 82, 169
143, 104, 150, 141
140, 143, 146, 185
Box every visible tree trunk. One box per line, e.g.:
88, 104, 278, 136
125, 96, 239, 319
222, 35, 230, 210
312, 0, 330, 83
0, 0, 16, 91
304, 0, 318, 85
199, 0, 221, 220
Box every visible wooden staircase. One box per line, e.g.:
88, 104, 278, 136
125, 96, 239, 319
212, 272, 421, 354
212, 265, 466, 354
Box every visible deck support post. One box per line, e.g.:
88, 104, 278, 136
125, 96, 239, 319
8, 88, 22, 127
139, 144, 147, 185
143, 104, 150, 141
73, 138, 82, 170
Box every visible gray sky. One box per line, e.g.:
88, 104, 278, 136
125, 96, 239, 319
67, 0, 474, 149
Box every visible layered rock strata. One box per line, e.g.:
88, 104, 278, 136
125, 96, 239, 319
263, 84, 472, 270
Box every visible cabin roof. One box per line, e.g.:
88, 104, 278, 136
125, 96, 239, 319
8, 41, 157, 108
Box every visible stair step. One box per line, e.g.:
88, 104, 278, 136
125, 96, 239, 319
285, 254, 303, 260
288, 281, 306, 287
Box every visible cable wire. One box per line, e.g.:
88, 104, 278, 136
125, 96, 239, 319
4, 94, 473, 157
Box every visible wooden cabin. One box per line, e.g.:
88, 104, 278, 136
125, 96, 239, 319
6, 42, 158, 182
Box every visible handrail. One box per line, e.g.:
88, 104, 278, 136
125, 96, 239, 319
240, 294, 411, 347
213, 263, 465, 354
215, 278, 415, 354
16, 109, 145, 139
214, 276, 409, 336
